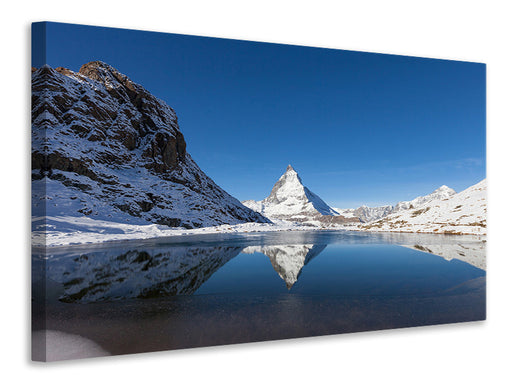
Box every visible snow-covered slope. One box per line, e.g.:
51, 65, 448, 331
392, 185, 456, 213
242, 165, 357, 224
32, 62, 269, 229
333, 185, 456, 223
32, 215, 308, 247
360, 179, 486, 235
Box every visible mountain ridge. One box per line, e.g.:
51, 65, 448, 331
31, 62, 269, 229
360, 179, 486, 235
242, 163, 485, 235
334, 184, 458, 223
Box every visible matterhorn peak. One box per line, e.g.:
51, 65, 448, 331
263, 165, 304, 205
283, 164, 299, 179
243, 164, 339, 219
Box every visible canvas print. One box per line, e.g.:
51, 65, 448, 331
31, 22, 486, 362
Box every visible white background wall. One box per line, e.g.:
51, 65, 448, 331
2, 1, 511, 382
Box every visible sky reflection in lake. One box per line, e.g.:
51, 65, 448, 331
32, 231, 486, 360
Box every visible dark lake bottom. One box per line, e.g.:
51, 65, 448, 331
32, 231, 486, 361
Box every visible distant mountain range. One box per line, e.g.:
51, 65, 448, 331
243, 165, 486, 235
333, 185, 457, 222
360, 179, 486, 235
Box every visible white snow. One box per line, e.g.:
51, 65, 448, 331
359, 179, 487, 235
32, 64, 487, 248
332, 208, 357, 218
32, 330, 110, 362
333, 205, 393, 222
402, 242, 486, 270
392, 185, 457, 212
332, 185, 457, 223
33, 179, 487, 247
242, 165, 339, 221
31, 64, 268, 230
32, 215, 305, 247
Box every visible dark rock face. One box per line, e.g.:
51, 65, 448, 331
32, 62, 269, 227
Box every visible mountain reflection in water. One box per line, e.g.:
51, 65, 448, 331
36, 231, 485, 304
43, 245, 243, 302
241, 244, 326, 289
32, 231, 486, 361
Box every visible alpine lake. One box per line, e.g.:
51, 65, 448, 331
32, 230, 486, 361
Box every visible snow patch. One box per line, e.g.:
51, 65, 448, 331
32, 330, 110, 362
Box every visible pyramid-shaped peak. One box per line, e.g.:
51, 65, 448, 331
263, 166, 304, 205
260, 164, 338, 216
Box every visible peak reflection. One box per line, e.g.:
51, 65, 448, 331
242, 244, 327, 288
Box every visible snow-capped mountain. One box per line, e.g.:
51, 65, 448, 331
334, 205, 393, 223
242, 165, 358, 224
392, 185, 456, 213
360, 179, 486, 235
31, 62, 269, 229
334, 185, 457, 223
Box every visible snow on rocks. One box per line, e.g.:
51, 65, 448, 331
242, 165, 356, 225
31, 62, 269, 229
32, 215, 305, 247
359, 179, 487, 235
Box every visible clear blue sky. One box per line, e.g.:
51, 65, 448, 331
34, 22, 486, 208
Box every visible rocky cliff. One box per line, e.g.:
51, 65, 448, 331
32, 61, 269, 228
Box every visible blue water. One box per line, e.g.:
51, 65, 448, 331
197, 243, 483, 297
32, 230, 486, 359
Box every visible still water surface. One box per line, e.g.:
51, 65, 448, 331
32, 230, 486, 360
